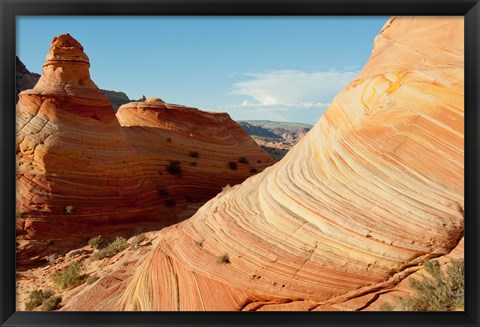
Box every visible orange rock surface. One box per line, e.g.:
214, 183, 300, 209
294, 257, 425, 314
16, 34, 274, 266
70, 17, 463, 311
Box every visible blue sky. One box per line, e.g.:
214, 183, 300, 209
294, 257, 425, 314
17, 16, 389, 124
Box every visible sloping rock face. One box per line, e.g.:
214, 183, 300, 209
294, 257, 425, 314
16, 34, 273, 266
117, 99, 274, 209
93, 17, 462, 311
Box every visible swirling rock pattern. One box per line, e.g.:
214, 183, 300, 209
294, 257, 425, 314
105, 17, 463, 311
16, 34, 274, 265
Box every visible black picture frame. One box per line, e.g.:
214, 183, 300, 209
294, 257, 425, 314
1, 0, 478, 326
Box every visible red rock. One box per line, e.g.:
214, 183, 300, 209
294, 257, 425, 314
16, 34, 274, 266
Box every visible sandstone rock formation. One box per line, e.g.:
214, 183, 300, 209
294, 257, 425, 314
16, 56, 131, 110
16, 34, 273, 266
72, 16, 462, 311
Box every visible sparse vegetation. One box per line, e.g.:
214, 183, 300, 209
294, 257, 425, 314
86, 275, 100, 285
189, 151, 199, 158
88, 235, 105, 249
250, 168, 258, 174
257, 160, 262, 163
190, 161, 197, 167
222, 184, 231, 192
165, 199, 176, 207
131, 233, 146, 248
166, 137, 172, 143
91, 237, 128, 260
238, 156, 249, 164
217, 253, 230, 264
25, 289, 53, 311
52, 263, 84, 290
228, 161, 238, 170
166, 160, 183, 176
16, 211, 26, 218
381, 259, 464, 311
184, 195, 195, 203
64, 205, 75, 214
157, 186, 170, 197
46, 239, 53, 245
41, 296, 62, 311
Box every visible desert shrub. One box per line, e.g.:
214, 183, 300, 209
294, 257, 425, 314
217, 253, 230, 264
222, 184, 231, 192
384, 258, 464, 311
238, 156, 249, 164
189, 151, 199, 158
250, 168, 258, 174
16, 212, 26, 218
41, 296, 62, 311
64, 205, 75, 214
86, 275, 100, 285
257, 160, 262, 163
166, 161, 183, 176
131, 233, 146, 248
166, 137, 172, 143
52, 263, 84, 290
88, 235, 105, 249
157, 186, 170, 197
190, 161, 197, 167
184, 195, 194, 203
165, 199, 176, 207
25, 289, 51, 310
91, 237, 128, 260
228, 161, 238, 170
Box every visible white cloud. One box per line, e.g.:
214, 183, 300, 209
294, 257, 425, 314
218, 69, 359, 123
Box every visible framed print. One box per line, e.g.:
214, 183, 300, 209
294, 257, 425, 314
1, 0, 479, 326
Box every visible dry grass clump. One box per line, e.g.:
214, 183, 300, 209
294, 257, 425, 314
381, 258, 464, 311
91, 236, 128, 260
52, 263, 85, 290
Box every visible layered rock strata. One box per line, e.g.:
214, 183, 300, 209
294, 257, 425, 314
16, 34, 273, 266
95, 17, 462, 311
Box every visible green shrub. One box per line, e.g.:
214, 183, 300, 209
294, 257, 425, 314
228, 161, 238, 170
64, 205, 75, 214
165, 199, 176, 207
52, 263, 84, 290
86, 275, 100, 285
25, 289, 50, 310
166, 161, 183, 176
217, 253, 230, 264
238, 156, 249, 164
157, 186, 170, 197
189, 151, 199, 158
88, 235, 105, 249
41, 296, 62, 311
384, 258, 464, 311
91, 237, 128, 260
131, 233, 146, 248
